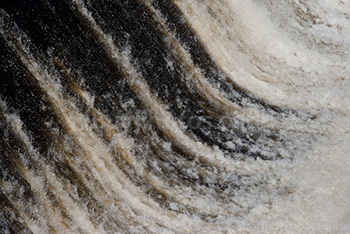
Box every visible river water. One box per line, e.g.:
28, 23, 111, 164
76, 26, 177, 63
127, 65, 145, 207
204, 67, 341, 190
1, 0, 349, 233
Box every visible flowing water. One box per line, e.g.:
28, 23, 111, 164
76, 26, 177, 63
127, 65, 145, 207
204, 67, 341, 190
1, 0, 349, 233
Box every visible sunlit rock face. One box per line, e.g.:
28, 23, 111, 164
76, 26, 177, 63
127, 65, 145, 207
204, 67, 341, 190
0, 0, 349, 233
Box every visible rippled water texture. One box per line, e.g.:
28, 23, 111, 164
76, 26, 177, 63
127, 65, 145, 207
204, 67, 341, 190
1, 0, 350, 233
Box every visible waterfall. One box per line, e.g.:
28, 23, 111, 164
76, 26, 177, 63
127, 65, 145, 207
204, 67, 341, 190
1, 0, 349, 233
